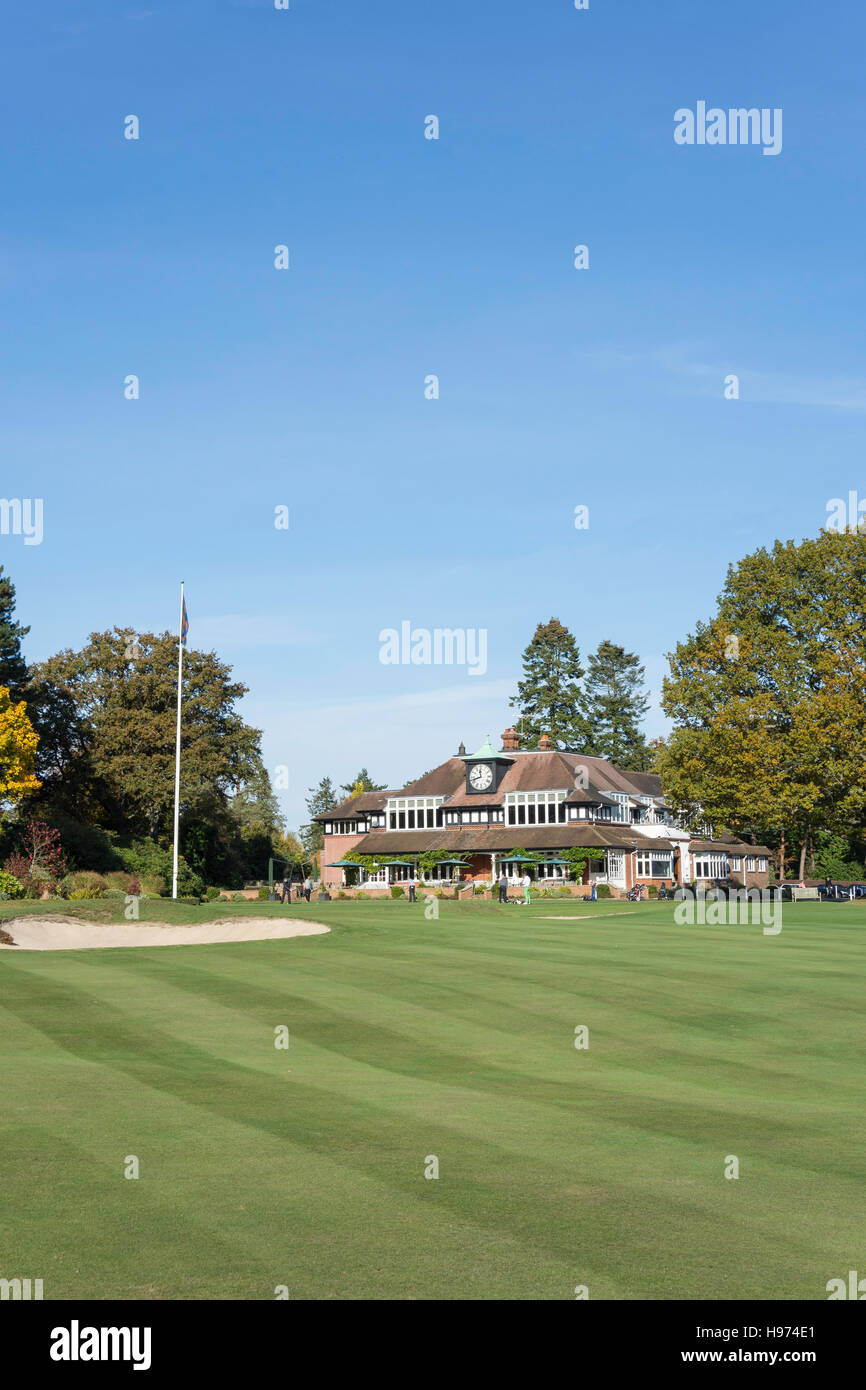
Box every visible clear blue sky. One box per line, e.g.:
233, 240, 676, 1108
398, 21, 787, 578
2, 1, 863, 829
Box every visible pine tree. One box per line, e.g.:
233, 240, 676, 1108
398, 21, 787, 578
340, 768, 386, 797
301, 776, 338, 855
0, 566, 30, 698
509, 619, 591, 750
585, 640, 650, 768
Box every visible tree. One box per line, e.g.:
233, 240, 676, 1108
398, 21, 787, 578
340, 768, 386, 797
26, 628, 264, 845
12, 820, 68, 887
509, 619, 591, 750
273, 829, 308, 872
0, 567, 29, 699
659, 530, 866, 878
585, 640, 650, 768
0, 685, 40, 807
300, 776, 338, 856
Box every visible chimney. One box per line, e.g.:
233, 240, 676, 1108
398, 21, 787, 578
501, 727, 519, 752
538, 733, 552, 751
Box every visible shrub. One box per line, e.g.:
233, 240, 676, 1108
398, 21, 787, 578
105, 870, 141, 895
219, 894, 229, 902
4, 853, 41, 898
140, 874, 166, 898
231, 892, 245, 902
557, 887, 572, 896
435, 890, 446, 899
205, 886, 220, 901
0, 869, 24, 899
473, 885, 485, 895
647, 884, 658, 898
390, 885, 404, 899
337, 891, 347, 899
257, 886, 269, 900
595, 884, 612, 899
64, 870, 108, 897
115, 841, 202, 899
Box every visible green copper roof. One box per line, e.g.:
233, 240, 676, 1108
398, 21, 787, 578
461, 734, 513, 763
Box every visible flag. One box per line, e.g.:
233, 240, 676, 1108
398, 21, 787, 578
181, 594, 188, 647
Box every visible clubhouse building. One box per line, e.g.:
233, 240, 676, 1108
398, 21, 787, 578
317, 730, 771, 896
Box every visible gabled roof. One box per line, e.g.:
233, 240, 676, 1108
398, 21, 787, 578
315, 791, 393, 822
387, 759, 467, 799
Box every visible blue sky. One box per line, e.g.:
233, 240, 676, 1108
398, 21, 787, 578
2, 0, 863, 828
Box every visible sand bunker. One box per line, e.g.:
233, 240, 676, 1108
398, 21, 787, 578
0, 916, 330, 952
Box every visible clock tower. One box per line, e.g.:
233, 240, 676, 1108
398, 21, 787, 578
461, 734, 515, 796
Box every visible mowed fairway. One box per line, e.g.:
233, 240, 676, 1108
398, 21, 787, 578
1, 898, 865, 1300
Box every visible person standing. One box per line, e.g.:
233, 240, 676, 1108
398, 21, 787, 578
280, 874, 291, 905
590, 882, 597, 902
303, 875, 313, 902
407, 871, 418, 903
522, 871, 531, 907
498, 871, 508, 904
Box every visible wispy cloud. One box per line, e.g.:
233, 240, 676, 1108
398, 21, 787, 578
588, 343, 866, 412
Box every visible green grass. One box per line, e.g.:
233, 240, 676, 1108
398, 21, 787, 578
2, 897, 865, 1300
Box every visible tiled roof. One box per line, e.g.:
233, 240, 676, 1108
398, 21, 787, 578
315, 791, 393, 822
350, 825, 642, 855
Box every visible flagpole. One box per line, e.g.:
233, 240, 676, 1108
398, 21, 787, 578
172, 581, 184, 900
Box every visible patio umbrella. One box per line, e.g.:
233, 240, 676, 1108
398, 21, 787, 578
436, 858, 471, 865
498, 855, 535, 863
324, 861, 363, 868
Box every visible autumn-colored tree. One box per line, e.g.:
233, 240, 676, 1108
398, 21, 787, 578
0, 684, 40, 806
659, 530, 866, 878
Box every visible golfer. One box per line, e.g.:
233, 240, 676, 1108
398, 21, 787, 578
522, 870, 531, 906
407, 872, 417, 903
303, 876, 313, 902
498, 871, 508, 904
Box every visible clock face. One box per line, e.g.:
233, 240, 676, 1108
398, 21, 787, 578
469, 762, 494, 791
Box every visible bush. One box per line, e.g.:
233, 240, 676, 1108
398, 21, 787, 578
64, 870, 108, 897
231, 892, 245, 902
205, 886, 220, 901
105, 870, 141, 895
337, 891, 347, 899
4, 853, 41, 898
257, 886, 269, 900
115, 841, 202, 899
390, 885, 404, 899
473, 885, 485, 895
0, 869, 24, 899
595, 884, 612, 899
647, 884, 658, 898
557, 887, 572, 896
140, 874, 166, 898
219, 894, 229, 902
